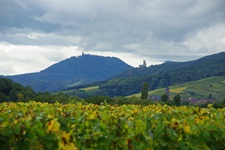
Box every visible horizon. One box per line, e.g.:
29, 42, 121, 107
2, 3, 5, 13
1, 52, 159, 76
2, 51, 223, 76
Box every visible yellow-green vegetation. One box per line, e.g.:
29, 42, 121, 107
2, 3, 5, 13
0, 101, 225, 149
129, 76, 225, 100
129, 88, 164, 98
80, 86, 99, 91
170, 87, 188, 94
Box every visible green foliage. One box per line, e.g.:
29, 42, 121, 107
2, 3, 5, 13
173, 94, 181, 106
213, 98, 225, 108
0, 78, 13, 95
1, 77, 152, 105
208, 93, 212, 99
181, 100, 190, 106
141, 82, 149, 100
111, 96, 155, 105
33, 92, 77, 104
1, 102, 225, 149
0, 78, 36, 102
84, 95, 112, 104
161, 93, 168, 102
0, 77, 78, 104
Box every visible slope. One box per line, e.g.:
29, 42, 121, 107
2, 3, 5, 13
129, 76, 225, 101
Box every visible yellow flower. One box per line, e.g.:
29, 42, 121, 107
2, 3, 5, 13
46, 118, 60, 133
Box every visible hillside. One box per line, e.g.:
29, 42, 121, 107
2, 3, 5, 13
116, 52, 225, 78
5, 54, 133, 92
129, 76, 225, 101
64, 52, 225, 97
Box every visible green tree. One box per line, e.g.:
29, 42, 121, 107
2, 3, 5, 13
208, 93, 212, 99
141, 82, 149, 100
173, 94, 181, 106
161, 93, 168, 102
0, 78, 13, 95
0, 92, 9, 102
9, 89, 18, 102
17, 93, 24, 102
84, 95, 112, 104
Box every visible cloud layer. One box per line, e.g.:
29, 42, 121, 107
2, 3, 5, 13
1, 0, 225, 75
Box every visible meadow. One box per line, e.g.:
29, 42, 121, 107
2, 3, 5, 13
130, 76, 225, 100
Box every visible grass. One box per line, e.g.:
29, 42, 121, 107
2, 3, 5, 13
128, 76, 225, 101
80, 86, 99, 91
170, 87, 188, 94
129, 89, 164, 98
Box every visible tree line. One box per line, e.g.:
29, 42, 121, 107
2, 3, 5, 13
1, 77, 224, 108
0, 78, 75, 103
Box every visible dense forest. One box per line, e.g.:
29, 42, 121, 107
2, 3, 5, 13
0, 78, 75, 103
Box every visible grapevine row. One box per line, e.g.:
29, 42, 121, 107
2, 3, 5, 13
0, 101, 225, 149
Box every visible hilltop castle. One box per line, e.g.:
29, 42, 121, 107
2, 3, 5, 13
139, 60, 147, 68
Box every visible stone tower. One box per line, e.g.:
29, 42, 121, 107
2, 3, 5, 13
139, 60, 147, 68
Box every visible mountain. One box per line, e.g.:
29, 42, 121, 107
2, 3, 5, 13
5, 54, 133, 92
64, 52, 225, 97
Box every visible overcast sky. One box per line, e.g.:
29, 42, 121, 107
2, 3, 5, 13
1, 0, 225, 75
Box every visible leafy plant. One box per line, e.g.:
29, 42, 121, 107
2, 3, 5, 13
0, 101, 225, 149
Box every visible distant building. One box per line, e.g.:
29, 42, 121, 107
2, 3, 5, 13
181, 97, 216, 105
149, 95, 161, 101
139, 60, 147, 68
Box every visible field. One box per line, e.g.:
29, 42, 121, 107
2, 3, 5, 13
0, 101, 225, 149
80, 86, 99, 91
129, 76, 225, 100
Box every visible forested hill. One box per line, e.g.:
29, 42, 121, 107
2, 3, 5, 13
40, 54, 132, 77
116, 52, 225, 78
5, 54, 133, 92
65, 52, 225, 97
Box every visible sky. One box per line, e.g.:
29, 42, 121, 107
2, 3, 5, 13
1, 0, 225, 75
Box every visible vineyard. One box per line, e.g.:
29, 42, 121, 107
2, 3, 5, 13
0, 101, 225, 150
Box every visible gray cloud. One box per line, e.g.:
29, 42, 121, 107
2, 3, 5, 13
1, 0, 225, 75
